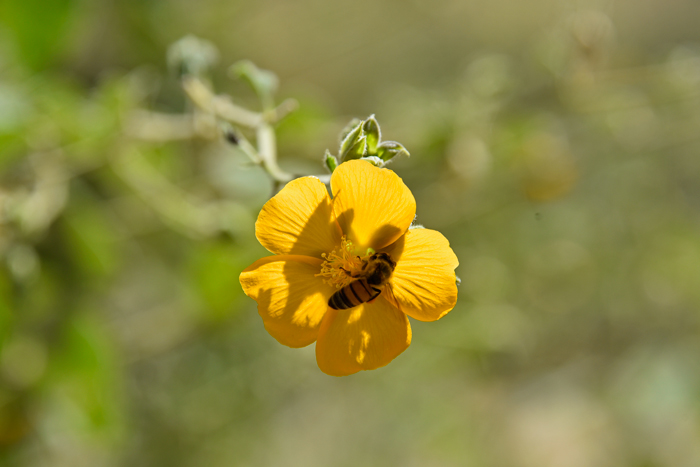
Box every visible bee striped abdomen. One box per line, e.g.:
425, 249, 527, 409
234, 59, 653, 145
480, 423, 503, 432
328, 279, 380, 310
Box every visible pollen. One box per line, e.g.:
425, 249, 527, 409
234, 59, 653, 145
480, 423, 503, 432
316, 236, 366, 289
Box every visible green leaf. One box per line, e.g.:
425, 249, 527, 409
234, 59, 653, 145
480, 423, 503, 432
377, 140, 410, 161
324, 150, 338, 172
362, 115, 381, 155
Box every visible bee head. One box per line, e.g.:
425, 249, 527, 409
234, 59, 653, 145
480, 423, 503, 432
371, 252, 396, 269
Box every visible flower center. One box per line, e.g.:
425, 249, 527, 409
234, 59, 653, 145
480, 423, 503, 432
316, 236, 373, 289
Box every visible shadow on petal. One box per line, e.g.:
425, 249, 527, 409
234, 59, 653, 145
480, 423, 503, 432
241, 255, 334, 348
368, 224, 403, 252
315, 296, 411, 376
256, 177, 342, 258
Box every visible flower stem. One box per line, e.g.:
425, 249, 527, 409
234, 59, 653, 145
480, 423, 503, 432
256, 123, 293, 183
181, 75, 325, 186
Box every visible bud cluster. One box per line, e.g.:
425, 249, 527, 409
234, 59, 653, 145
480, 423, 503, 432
324, 115, 410, 172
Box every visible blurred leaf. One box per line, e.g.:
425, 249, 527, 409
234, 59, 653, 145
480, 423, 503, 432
0, 268, 14, 348
0, 83, 32, 172
230, 60, 279, 108
0, 0, 75, 70
0, 133, 27, 173
1, 333, 48, 389
29, 77, 92, 150
0, 83, 31, 133
0, 397, 32, 448
61, 180, 120, 278
167, 35, 219, 78
189, 241, 247, 322
49, 313, 124, 435
15, 261, 63, 326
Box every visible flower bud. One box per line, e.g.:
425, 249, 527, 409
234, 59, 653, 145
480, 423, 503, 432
362, 114, 381, 155
167, 35, 219, 79
338, 120, 365, 161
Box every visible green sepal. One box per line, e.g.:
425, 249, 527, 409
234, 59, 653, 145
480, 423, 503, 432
377, 140, 410, 161
229, 60, 279, 106
324, 150, 338, 173
362, 114, 381, 155
338, 121, 364, 161
345, 136, 368, 161
339, 118, 362, 144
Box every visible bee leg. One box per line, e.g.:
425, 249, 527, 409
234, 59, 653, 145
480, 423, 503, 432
357, 257, 369, 272
340, 267, 361, 278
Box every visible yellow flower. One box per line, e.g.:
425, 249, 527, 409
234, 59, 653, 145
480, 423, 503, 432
239, 160, 459, 376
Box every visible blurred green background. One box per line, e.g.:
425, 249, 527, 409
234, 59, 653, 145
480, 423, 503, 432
2, 0, 700, 465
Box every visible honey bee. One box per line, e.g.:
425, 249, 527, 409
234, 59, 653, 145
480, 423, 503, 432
328, 252, 397, 310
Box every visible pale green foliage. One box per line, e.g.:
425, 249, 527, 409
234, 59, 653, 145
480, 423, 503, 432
229, 60, 279, 110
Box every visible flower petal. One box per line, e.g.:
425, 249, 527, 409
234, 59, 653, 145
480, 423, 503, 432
331, 160, 416, 251
384, 228, 459, 322
239, 255, 335, 348
256, 176, 342, 258
315, 296, 411, 376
